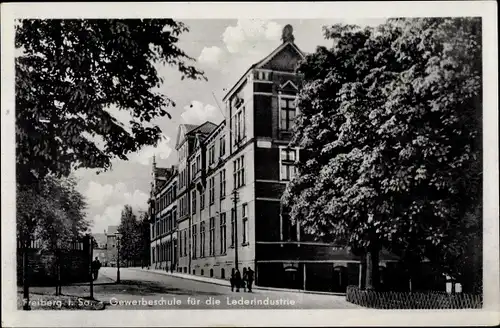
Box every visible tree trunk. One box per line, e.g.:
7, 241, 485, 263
365, 246, 380, 290
359, 255, 367, 290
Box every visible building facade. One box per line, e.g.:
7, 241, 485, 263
149, 25, 398, 292
149, 159, 178, 272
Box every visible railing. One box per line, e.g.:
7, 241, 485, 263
346, 285, 482, 309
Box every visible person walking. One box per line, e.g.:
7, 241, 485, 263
246, 267, 254, 292
91, 257, 102, 280
235, 269, 242, 292
230, 268, 236, 292
242, 268, 248, 292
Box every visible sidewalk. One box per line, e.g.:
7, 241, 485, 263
129, 267, 346, 296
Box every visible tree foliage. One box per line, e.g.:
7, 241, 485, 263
17, 175, 90, 251
15, 19, 205, 184
117, 205, 144, 265
283, 18, 482, 290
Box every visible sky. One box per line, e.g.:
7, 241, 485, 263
74, 18, 387, 233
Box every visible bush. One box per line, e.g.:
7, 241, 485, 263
346, 285, 482, 309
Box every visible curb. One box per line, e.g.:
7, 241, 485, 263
128, 267, 346, 297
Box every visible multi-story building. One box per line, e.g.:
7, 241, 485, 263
149, 25, 398, 292
149, 157, 178, 271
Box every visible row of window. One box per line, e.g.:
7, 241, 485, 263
152, 209, 177, 240
180, 205, 249, 260
153, 209, 299, 264
151, 240, 177, 263
155, 183, 177, 214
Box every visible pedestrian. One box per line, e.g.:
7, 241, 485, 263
242, 267, 248, 292
91, 257, 102, 280
246, 267, 254, 292
230, 268, 236, 292
235, 269, 242, 292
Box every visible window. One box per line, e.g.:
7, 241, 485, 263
280, 148, 298, 181
200, 189, 205, 209
209, 176, 215, 205
282, 207, 297, 241
191, 162, 196, 180
183, 229, 187, 256
191, 190, 197, 214
209, 217, 215, 256
279, 97, 297, 131
220, 169, 226, 198
200, 221, 206, 258
196, 154, 201, 173
219, 135, 226, 157
230, 209, 235, 247
179, 232, 183, 258
242, 203, 248, 245
192, 224, 197, 259
209, 145, 215, 165
233, 156, 245, 189
172, 208, 177, 229
220, 213, 227, 254
231, 102, 246, 146
173, 183, 177, 199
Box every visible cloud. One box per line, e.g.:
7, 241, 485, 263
222, 19, 282, 54
181, 100, 221, 125
198, 46, 225, 66
85, 181, 150, 233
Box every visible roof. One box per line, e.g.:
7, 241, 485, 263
175, 122, 218, 150
182, 124, 199, 134
190, 121, 218, 136
92, 233, 107, 245
222, 40, 305, 102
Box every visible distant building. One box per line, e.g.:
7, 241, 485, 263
105, 225, 119, 267
149, 25, 398, 292
92, 232, 107, 266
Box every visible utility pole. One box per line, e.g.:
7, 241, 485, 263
22, 230, 31, 310
115, 233, 122, 283
232, 189, 240, 271
88, 235, 94, 300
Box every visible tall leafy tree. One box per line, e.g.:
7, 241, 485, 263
17, 175, 90, 251
15, 19, 205, 185
283, 18, 482, 291
118, 205, 142, 266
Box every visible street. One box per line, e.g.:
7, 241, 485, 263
96, 267, 359, 309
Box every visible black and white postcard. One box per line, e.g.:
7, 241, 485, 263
1, 1, 498, 327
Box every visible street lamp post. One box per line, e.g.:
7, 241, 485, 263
232, 189, 240, 271
115, 232, 122, 283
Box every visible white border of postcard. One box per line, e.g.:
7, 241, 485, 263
1, 1, 498, 327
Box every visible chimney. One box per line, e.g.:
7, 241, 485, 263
281, 24, 295, 43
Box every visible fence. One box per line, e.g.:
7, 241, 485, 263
346, 285, 483, 309
17, 237, 91, 286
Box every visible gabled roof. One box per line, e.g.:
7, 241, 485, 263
175, 121, 218, 150
222, 40, 305, 102
191, 121, 218, 135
